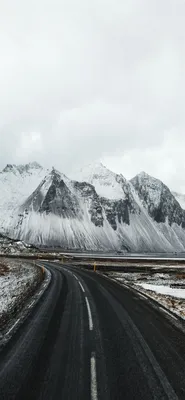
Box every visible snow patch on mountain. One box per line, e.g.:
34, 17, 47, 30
0, 162, 47, 234
72, 162, 126, 200
10, 210, 122, 250
131, 172, 185, 227
131, 171, 163, 209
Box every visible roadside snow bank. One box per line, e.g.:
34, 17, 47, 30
0, 260, 43, 333
107, 270, 185, 320
137, 283, 185, 299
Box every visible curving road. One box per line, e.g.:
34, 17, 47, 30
1, 262, 185, 399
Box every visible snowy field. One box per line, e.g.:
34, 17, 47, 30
0, 259, 43, 333
137, 283, 185, 299
108, 270, 185, 320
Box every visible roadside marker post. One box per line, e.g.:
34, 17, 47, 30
94, 262, 97, 272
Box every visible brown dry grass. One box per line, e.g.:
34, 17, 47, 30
0, 261, 9, 276
175, 273, 185, 279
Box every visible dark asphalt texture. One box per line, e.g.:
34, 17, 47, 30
0, 262, 185, 399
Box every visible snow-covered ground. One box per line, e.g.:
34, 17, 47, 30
0, 260, 43, 333
108, 270, 185, 320
137, 283, 185, 299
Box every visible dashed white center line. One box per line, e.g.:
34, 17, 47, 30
85, 297, 93, 331
91, 352, 98, 400
73, 274, 85, 293
78, 281, 85, 293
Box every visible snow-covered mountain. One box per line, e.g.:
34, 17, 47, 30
0, 162, 47, 233
73, 162, 127, 200
131, 172, 185, 225
1, 162, 185, 252
131, 172, 185, 252
7, 167, 136, 250
172, 192, 185, 210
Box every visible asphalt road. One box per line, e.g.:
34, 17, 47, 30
1, 262, 185, 399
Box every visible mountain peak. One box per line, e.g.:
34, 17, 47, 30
22, 166, 78, 218
48, 167, 68, 182
74, 162, 118, 182
17, 162, 43, 174
131, 171, 163, 187
27, 161, 42, 170
134, 171, 157, 181
2, 164, 17, 173
2, 161, 43, 175
131, 170, 185, 227
138, 171, 149, 178
71, 162, 128, 200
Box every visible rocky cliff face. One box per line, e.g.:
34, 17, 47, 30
131, 172, 185, 228
22, 169, 80, 218
73, 181, 104, 227
1, 162, 185, 252
73, 162, 140, 229
172, 191, 185, 210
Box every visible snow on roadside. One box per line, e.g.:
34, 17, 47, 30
137, 283, 185, 299
136, 286, 185, 320
107, 271, 185, 320
0, 259, 43, 333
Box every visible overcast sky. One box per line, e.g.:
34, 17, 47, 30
0, 0, 185, 192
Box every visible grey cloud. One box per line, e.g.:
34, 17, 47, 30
0, 0, 185, 192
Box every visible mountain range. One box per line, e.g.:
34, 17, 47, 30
0, 161, 185, 252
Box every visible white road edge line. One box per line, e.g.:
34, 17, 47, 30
139, 293, 148, 300
85, 297, 93, 330
6, 318, 20, 336
91, 352, 98, 400
28, 301, 35, 309
159, 306, 177, 320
